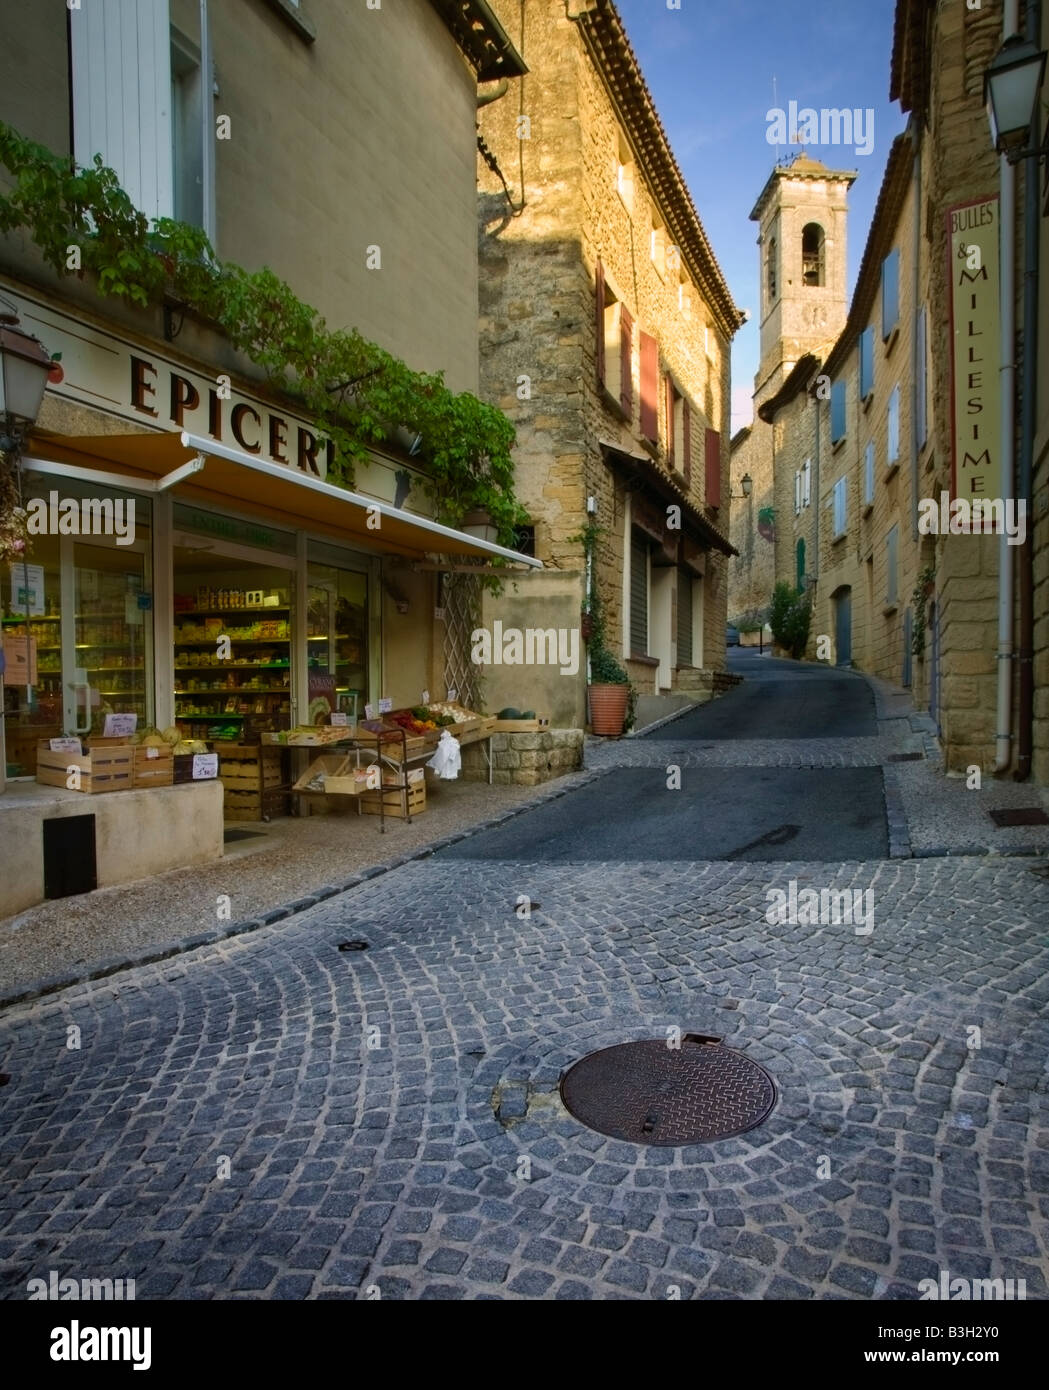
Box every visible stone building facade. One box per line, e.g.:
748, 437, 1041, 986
476, 0, 742, 728
731, 0, 1049, 784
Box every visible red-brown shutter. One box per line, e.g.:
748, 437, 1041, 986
640, 332, 658, 441
682, 401, 692, 487
619, 305, 633, 418
665, 376, 674, 465
705, 427, 721, 509
595, 259, 605, 386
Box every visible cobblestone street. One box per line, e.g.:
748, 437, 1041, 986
2, 659, 1048, 1301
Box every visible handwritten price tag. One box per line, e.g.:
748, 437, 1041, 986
192, 753, 219, 780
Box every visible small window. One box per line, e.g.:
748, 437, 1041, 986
831, 380, 847, 444
802, 223, 825, 287
859, 326, 875, 401
767, 236, 777, 303
832, 476, 847, 538
864, 440, 875, 505
678, 275, 692, 319
887, 385, 901, 466
666, 378, 685, 470
882, 249, 900, 340
886, 524, 899, 605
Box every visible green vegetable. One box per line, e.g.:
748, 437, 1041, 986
497, 707, 522, 720
411, 706, 430, 720
521, 710, 535, 720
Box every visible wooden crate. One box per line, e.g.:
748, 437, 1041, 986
133, 745, 174, 788
487, 717, 549, 732
217, 743, 285, 791
293, 753, 353, 794
36, 741, 133, 794
224, 787, 289, 821
360, 779, 426, 819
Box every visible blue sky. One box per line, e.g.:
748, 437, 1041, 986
613, 0, 907, 432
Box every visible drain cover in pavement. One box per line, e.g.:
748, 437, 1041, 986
559, 1035, 777, 1146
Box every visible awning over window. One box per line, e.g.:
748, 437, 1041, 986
22, 429, 542, 568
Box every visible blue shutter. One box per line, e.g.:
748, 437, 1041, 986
831, 380, 846, 443
859, 326, 874, 400
915, 306, 927, 447
882, 250, 900, 340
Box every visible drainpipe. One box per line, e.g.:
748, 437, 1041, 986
909, 121, 921, 544
1015, 0, 1042, 780
477, 79, 510, 108
994, 0, 1020, 772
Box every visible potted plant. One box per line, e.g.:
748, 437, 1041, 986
588, 645, 630, 735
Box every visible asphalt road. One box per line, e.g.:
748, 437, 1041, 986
441, 652, 887, 862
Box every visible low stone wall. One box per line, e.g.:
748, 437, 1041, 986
460, 729, 584, 786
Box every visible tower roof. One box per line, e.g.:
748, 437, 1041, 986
749, 154, 858, 222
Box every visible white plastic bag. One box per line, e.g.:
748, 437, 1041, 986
426, 728, 461, 780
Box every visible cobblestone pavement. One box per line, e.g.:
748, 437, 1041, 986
2, 851, 1048, 1300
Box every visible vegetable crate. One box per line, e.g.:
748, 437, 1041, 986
217, 742, 290, 822
133, 745, 174, 788
36, 741, 133, 794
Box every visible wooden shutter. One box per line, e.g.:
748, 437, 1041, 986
595, 260, 606, 386
619, 306, 633, 418
640, 332, 659, 442
682, 401, 692, 487
630, 532, 648, 655
677, 571, 693, 667
705, 428, 721, 509
71, 0, 173, 222
665, 376, 674, 465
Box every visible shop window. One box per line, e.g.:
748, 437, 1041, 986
172, 549, 294, 739
307, 564, 369, 721
802, 223, 825, 287
4, 477, 154, 779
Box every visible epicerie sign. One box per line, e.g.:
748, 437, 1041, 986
4, 284, 330, 478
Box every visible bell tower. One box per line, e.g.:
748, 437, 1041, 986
749, 154, 856, 406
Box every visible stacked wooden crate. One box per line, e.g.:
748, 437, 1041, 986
215, 742, 289, 821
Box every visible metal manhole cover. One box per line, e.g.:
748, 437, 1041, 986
559, 1035, 777, 1146
989, 807, 1049, 827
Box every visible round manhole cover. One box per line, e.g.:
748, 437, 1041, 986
559, 1035, 777, 1146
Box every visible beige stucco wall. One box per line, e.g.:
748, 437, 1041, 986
0, 0, 482, 394
0, 780, 224, 919
478, 568, 586, 727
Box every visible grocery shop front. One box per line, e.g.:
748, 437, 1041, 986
0, 284, 540, 915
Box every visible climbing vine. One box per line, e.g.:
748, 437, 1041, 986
911, 564, 936, 657
0, 123, 527, 544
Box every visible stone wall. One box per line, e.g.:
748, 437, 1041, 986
460, 729, 584, 786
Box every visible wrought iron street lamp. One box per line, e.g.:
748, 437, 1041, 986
0, 307, 52, 452
984, 34, 1047, 164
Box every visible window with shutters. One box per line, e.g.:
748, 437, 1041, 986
640, 332, 659, 442
71, 0, 174, 223
171, 31, 206, 230
598, 276, 633, 422
832, 476, 847, 538
916, 306, 928, 448
666, 378, 685, 471
886, 524, 899, 605
831, 379, 847, 445
801, 458, 811, 508
859, 326, 875, 402
616, 129, 634, 210
863, 440, 875, 507
676, 571, 693, 667
630, 531, 649, 656
704, 428, 721, 510
882, 248, 900, 341
887, 385, 901, 469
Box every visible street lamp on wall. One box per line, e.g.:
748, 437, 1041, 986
0, 306, 52, 453
984, 34, 1047, 166
730, 473, 753, 501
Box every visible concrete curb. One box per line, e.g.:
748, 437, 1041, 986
0, 763, 611, 1013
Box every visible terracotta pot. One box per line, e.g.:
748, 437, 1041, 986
588, 682, 629, 736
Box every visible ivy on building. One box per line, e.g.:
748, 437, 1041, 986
0, 123, 527, 544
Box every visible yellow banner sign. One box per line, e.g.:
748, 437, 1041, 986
948, 196, 1001, 515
